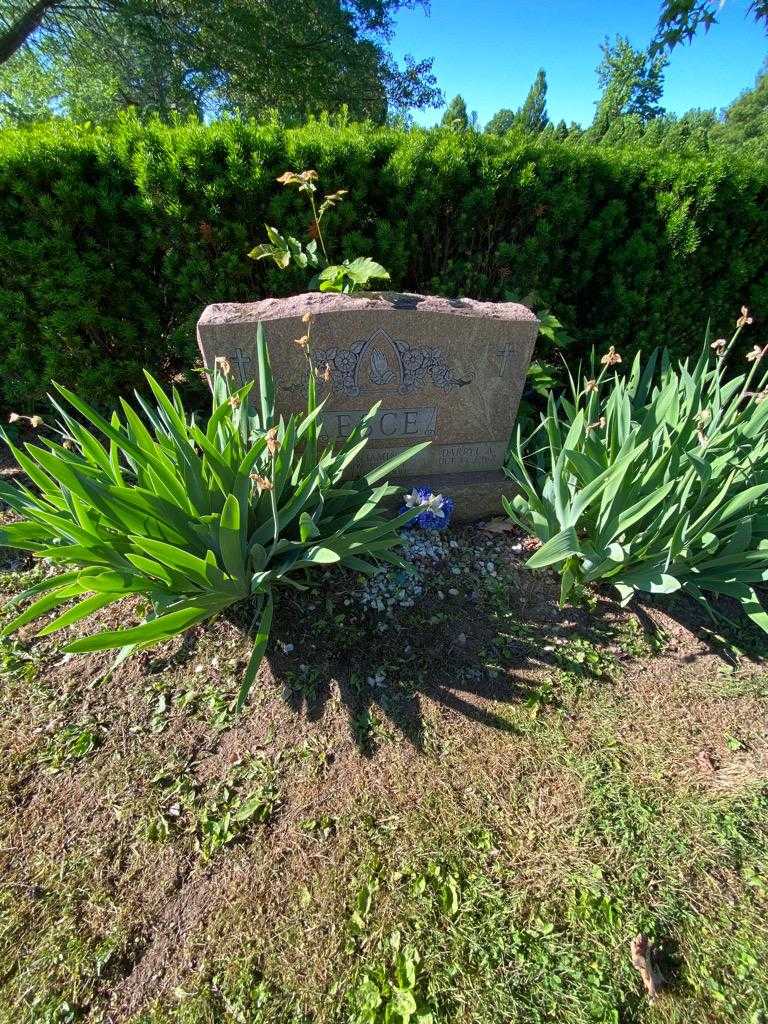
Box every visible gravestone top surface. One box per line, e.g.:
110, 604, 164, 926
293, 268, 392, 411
197, 292, 538, 520
198, 291, 538, 327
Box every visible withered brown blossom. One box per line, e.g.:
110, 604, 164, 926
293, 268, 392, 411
8, 412, 44, 428
737, 306, 754, 329
266, 427, 280, 456
250, 474, 273, 493
276, 169, 318, 187
600, 346, 622, 366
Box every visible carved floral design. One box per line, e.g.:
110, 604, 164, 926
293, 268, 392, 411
313, 327, 472, 398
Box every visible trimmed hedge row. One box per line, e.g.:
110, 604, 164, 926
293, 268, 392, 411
1, 116, 766, 410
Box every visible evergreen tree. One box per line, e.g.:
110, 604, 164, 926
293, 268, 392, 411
485, 69, 548, 135
485, 107, 516, 135
554, 118, 569, 140
517, 67, 548, 133
441, 93, 469, 130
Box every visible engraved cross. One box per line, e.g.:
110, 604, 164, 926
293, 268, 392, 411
497, 343, 514, 377
233, 347, 252, 384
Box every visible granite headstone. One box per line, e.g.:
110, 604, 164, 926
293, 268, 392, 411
197, 292, 538, 520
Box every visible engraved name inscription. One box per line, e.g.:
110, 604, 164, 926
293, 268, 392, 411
438, 442, 506, 469
353, 441, 506, 476
324, 406, 438, 441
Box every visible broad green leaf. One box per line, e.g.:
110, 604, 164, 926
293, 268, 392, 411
526, 527, 582, 569
218, 493, 245, 579
5, 570, 80, 608
303, 546, 342, 564
65, 602, 220, 653
299, 511, 320, 542
256, 322, 275, 428
363, 442, 431, 486
236, 593, 274, 711
38, 593, 121, 636
1, 581, 85, 637
618, 570, 681, 595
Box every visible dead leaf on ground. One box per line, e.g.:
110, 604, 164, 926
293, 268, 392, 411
630, 933, 664, 1002
480, 519, 516, 534
696, 750, 717, 774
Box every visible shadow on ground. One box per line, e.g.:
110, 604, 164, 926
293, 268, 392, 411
225, 563, 628, 756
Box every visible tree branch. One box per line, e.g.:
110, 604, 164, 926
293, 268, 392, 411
0, 0, 62, 63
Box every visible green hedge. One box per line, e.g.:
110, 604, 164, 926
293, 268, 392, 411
1, 115, 766, 410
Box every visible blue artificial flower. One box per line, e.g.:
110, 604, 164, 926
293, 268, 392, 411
401, 486, 455, 530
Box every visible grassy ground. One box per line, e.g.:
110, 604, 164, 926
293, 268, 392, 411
0, 524, 766, 1024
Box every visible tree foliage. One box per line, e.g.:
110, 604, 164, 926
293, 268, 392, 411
0, 0, 442, 123
440, 93, 469, 130
485, 68, 548, 135
484, 107, 516, 135
591, 35, 667, 137
652, 0, 768, 53
517, 68, 548, 133
587, 58, 768, 160
716, 57, 768, 149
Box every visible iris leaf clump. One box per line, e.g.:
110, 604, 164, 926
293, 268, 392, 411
505, 314, 768, 635
0, 323, 427, 708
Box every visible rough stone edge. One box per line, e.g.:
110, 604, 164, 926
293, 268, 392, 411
197, 291, 539, 329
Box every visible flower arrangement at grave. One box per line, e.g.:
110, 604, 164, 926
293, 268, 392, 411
401, 487, 455, 530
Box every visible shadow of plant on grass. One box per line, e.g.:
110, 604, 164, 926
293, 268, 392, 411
229, 559, 630, 757
631, 589, 768, 666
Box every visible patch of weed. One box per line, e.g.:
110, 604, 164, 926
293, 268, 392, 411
143, 756, 281, 860
614, 616, 668, 658
38, 724, 100, 773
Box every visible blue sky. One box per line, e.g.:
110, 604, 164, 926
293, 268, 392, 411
389, 0, 767, 127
